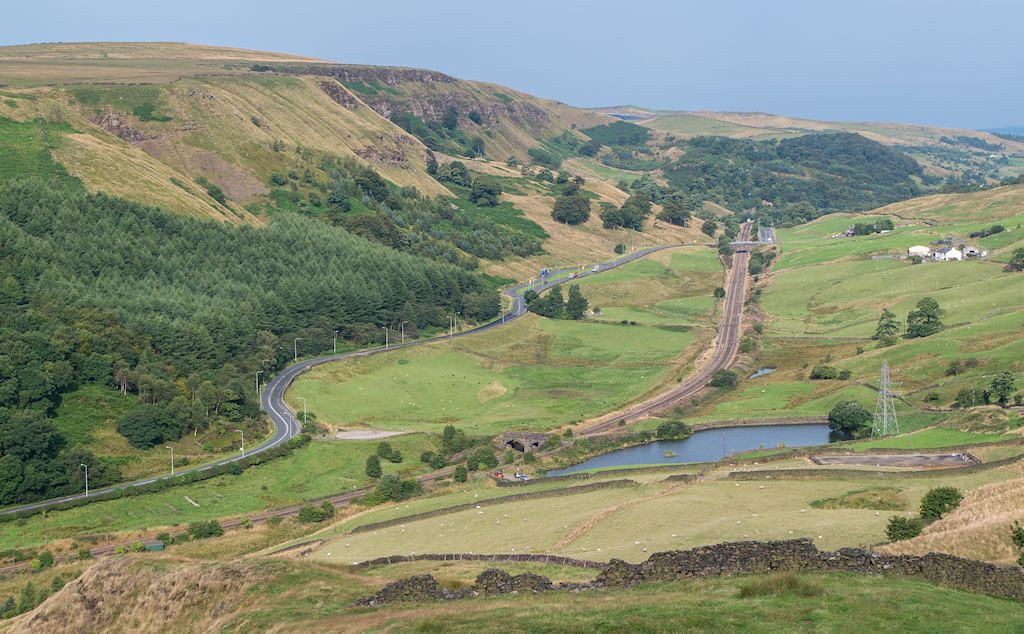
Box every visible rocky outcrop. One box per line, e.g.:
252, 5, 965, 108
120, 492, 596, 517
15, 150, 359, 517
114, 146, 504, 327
91, 110, 152, 144
354, 539, 1024, 606
319, 80, 359, 108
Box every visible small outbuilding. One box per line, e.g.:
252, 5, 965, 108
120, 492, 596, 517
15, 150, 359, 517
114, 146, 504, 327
907, 245, 931, 257
963, 246, 987, 258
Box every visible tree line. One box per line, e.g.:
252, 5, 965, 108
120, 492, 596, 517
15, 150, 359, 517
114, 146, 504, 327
0, 178, 500, 506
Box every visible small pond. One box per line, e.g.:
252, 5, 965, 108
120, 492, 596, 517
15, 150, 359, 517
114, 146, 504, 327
546, 423, 831, 476
749, 367, 777, 379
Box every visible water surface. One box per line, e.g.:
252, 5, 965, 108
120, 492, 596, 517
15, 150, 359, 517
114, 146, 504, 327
547, 423, 830, 476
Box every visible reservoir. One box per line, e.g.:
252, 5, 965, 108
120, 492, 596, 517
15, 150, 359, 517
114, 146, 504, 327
547, 423, 830, 476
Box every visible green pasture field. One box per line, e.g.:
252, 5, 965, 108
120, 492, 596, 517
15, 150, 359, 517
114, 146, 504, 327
312, 464, 1018, 565
288, 249, 722, 435
0, 435, 436, 551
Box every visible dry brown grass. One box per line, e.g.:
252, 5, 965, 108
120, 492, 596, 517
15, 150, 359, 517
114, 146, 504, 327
878, 463, 1024, 563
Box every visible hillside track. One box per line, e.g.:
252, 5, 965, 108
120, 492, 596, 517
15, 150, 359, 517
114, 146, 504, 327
578, 222, 754, 435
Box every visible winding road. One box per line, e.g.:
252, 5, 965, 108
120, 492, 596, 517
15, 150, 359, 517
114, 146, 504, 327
0, 241, 694, 519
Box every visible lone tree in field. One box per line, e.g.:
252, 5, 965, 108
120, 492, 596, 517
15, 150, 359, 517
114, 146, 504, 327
919, 486, 963, 520
468, 178, 502, 206
905, 297, 944, 338
827, 400, 872, 438
886, 515, 923, 541
989, 372, 1016, 405
873, 309, 901, 346
714, 287, 725, 298
551, 195, 591, 225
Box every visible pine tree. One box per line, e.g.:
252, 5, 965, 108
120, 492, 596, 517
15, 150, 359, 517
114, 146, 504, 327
873, 308, 901, 345
566, 284, 588, 320
365, 455, 382, 478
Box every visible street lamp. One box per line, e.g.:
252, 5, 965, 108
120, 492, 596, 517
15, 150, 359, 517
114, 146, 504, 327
299, 397, 307, 428
293, 338, 303, 362
448, 315, 454, 340
382, 326, 389, 350
400, 321, 408, 344
235, 429, 245, 458
79, 463, 89, 497
166, 445, 174, 476
333, 330, 339, 354
255, 370, 263, 398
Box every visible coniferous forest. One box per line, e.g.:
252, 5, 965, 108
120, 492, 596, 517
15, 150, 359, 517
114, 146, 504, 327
0, 179, 499, 505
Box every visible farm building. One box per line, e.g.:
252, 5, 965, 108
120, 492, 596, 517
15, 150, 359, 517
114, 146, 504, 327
963, 246, 988, 258
934, 247, 963, 261
907, 245, 931, 257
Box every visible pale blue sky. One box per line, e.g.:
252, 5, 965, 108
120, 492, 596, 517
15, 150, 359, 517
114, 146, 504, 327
3, 0, 1021, 129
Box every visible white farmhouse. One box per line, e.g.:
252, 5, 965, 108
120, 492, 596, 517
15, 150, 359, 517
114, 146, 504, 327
907, 245, 931, 257
933, 247, 963, 261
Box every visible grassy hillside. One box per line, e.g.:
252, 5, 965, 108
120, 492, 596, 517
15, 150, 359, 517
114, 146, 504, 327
6, 555, 1024, 632
625, 108, 1024, 185
689, 184, 1024, 430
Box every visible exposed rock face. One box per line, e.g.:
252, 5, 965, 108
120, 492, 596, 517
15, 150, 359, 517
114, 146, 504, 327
287, 63, 550, 128
354, 133, 418, 167
91, 110, 152, 144
319, 80, 359, 108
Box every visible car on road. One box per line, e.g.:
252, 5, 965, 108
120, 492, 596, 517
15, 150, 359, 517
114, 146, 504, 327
591, 265, 600, 272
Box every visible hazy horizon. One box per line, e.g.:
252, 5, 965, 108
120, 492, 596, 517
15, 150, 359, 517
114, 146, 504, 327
3, 0, 1022, 130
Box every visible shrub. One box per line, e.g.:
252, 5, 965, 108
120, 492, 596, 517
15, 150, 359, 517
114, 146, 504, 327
809, 365, 838, 380
50, 575, 64, 593
377, 442, 403, 463
655, 420, 692, 440
131, 541, 145, 553
713, 287, 725, 298
709, 369, 739, 389
365, 455, 382, 478
186, 520, 223, 540
523, 452, 537, 464
837, 369, 852, 380
77, 548, 93, 560
827, 400, 872, 438
34, 550, 53, 569
469, 178, 502, 206
454, 465, 468, 482
886, 515, 924, 541
298, 501, 336, 524
920, 487, 963, 521
361, 474, 423, 505
155, 532, 173, 546
614, 243, 626, 254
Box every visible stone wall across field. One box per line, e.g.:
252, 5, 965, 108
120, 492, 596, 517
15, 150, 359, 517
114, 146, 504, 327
354, 539, 1024, 606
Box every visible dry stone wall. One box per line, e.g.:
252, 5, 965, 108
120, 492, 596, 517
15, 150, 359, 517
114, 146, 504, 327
354, 539, 1024, 606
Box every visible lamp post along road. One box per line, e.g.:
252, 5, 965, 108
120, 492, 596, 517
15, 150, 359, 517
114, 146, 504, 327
333, 330, 339, 354
236, 429, 245, 458
255, 371, 263, 398
448, 315, 454, 340
80, 463, 89, 497
293, 338, 302, 362
400, 321, 408, 343
166, 445, 174, 476
383, 327, 389, 350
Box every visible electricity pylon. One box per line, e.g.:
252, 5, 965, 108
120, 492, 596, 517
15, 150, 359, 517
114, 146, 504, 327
873, 360, 900, 436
